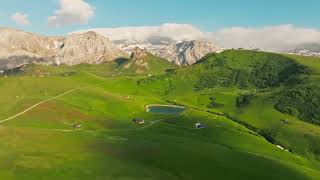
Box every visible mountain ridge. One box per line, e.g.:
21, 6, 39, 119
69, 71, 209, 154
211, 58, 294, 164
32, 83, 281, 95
0, 28, 222, 70
286, 43, 320, 57
114, 39, 222, 65
0, 28, 128, 70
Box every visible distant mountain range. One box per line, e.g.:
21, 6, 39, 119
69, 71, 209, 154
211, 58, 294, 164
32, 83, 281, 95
0, 28, 127, 70
4, 27, 320, 71
0, 28, 222, 70
114, 39, 222, 65
286, 43, 320, 57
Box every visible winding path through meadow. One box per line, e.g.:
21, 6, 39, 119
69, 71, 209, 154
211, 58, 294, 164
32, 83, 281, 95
0, 88, 81, 123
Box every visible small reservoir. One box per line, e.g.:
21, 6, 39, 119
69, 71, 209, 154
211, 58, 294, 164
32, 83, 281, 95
146, 104, 186, 115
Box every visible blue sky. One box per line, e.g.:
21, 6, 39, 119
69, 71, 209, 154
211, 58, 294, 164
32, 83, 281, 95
0, 0, 319, 35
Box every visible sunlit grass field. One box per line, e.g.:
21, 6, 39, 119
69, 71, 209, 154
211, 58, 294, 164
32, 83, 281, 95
0, 51, 320, 179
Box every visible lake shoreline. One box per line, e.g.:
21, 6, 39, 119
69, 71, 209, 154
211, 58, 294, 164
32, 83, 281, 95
145, 104, 186, 114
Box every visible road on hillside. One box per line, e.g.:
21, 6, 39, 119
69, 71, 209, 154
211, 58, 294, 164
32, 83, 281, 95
0, 88, 81, 123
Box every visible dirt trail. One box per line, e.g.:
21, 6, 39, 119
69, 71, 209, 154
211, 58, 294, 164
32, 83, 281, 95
0, 81, 108, 124
0, 88, 80, 123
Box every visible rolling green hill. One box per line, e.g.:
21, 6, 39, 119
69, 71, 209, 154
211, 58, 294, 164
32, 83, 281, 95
0, 50, 320, 179
177, 50, 309, 90
139, 50, 320, 163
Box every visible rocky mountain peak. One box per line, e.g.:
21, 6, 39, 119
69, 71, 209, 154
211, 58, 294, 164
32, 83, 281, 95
165, 40, 220, 65
55, 31, 127, 65
0, 28, 128, 69
71, 31, 111, 41
121, 47, 151, 72
130, 47, 148, 61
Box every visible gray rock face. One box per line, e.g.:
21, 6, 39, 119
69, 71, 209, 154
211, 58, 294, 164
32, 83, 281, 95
160, 40, 220, 65
55, 31, 128, 65
0, 28, 63, 69
0, 28, 127, 70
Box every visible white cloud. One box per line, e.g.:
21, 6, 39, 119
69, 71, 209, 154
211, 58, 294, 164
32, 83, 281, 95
48, 0, 95, 27
72, 23, 206, 42
73, 23, 320, 52
11, 13, 31, 26
212, 25, 320, 51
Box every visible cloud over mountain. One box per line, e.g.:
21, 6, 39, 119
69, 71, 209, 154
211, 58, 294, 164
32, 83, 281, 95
48, 0, 95, 27
212, 25, 320, 51
73, 23, 206, 42
74, 23, 320, 52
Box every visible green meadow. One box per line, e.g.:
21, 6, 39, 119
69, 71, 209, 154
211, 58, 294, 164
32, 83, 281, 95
0, 50, 320, 179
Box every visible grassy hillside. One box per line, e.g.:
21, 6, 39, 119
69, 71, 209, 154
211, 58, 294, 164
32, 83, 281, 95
179, 50, 308, 90
139, 50, 320, 163
275, 85, 320, 124
0, 50, 320, 179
